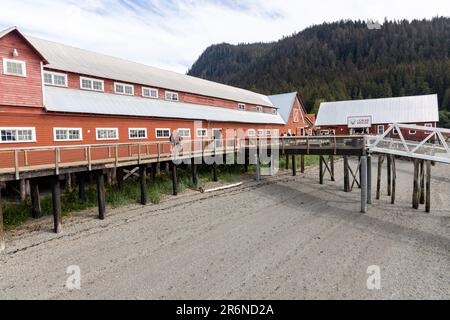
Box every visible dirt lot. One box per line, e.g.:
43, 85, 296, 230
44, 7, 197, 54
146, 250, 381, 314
0, 158, 449, 299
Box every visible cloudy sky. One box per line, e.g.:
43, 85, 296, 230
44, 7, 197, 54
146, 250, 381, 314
0, 0, 448, 73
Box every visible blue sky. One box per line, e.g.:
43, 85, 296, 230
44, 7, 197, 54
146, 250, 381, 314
0, 0, 448, 73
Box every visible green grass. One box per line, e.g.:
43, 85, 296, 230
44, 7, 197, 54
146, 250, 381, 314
1, 157, 323, 230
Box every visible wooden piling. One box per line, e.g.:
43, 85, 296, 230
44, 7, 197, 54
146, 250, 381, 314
191, 158, 198, 187
391, 156, 396, 204
387, 155, 392, 196
292, 154, 296, 176
376, 154, 384, 200
0, 188, 5, 252
285, 154, 289, 170
213, 162, 218, 182
330, 155, 335, 182
244, 149, 249, 172
30, 179, 41, 218
425, 160, 431, 213
97, 172, 106, 220
172, 162, 178, 195
255, 153, 261, 181
20, 179, 27, 201
300, 155, 305, 173
360, 155, 367, 213
319, 155, 324, 184
116, 167, 124, 189
367, 154, 372, 205
139, 165, 147, 205
343, 156, 350, 192
412, 159, 419, 209
419, 160, 425, 205
51, 175, 62, 233
78, 173, 86, 203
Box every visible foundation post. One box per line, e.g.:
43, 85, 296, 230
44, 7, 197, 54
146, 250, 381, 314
412, 159, 420, 209
360, 155, 368, 213
292, 154, 296, 176
425, 160, 431, 213
172, 162, 178, 196
0, 188, 5, 252
387, 155, 392, 196
51, 175, 62, 233
191, 157, 198, 187
319, 155, 324, 184
30, 178, 41, 218
139, 165, 147, 205
97, 172, 106, 220
376, 154, 383, 200
391, 156, 396, 204
419, 160, 425, 205
367, 154, 372, 204
343, 155, 350, 192
300, 155, 305, 173
78, 173, 86, 203
330, 155, 335, 182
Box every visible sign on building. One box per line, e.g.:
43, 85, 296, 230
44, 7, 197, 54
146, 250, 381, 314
347, 116, 372, 128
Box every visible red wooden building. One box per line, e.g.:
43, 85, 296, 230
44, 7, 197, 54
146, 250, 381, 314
0, 26, 312, 169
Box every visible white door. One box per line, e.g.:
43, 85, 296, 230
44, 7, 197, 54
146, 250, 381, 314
213, 128, 223, 148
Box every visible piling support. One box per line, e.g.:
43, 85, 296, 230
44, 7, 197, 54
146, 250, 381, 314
419, 160, 425, 205
30, 178, 41, 218
116, 167, 124, 189
292, 154, 296, 176
391, 156, 396, 204
412, 159, 420, 209
387, 155, 392, 196
139, 165, 147, 205
51, 175, 62, 233
343, 156, 350, 192
172, 162, 178, 195
425, 160, 431, 213
367, 154, 372, 204
78, 173, 86, 203
330, 155, 335, 182
97, 172, 106, 220
255, 153, 261, 182
360, 155, 368, 213
213, 162, 218, 182
285, 154, 289, 170
244, 149, 249, 172
300, 155, 305, 173
0, 188, 5, 252
191, 157, 198, 187
376, 155, 383, 200
20, 179, 27, 201
319, 156, 324, 184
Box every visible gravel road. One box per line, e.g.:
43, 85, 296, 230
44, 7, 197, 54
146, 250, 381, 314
0, 159, 449, 299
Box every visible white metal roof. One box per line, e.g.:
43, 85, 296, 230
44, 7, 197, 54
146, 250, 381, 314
25, 35, 273, 107
315, 94, 439, 126
268, 92, 297, 122
44, 86, 285, 124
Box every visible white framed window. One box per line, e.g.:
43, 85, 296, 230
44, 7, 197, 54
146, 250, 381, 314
96, 128, 119, 141
165, 91, 179, 102
43, 71, 67, 87
238, 103, 246, 110
129, 128, 147, 139
247, 129, 256, 137
114, 82, 134, 95
320, 130, 330, 135
155, 128, 171, 138
80, 77, 104, 92
257, 129, 264, 136
255, 106, 263, 112
0, 127, 36, 143
53, 128, 82, 141
409, 125, 417, 135
142, 87, 158, 99
424, 123, 433, 128
266, 129, 271, 135
177, 128, 191, 138
2, 58, 26, 77
377, 125, 385, 135
196, 128, 208, 138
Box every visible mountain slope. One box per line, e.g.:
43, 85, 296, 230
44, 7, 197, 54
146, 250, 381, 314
188, 18, 450, 127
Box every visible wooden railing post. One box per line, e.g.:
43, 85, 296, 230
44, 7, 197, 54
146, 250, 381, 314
55, 148, 60, 175
14, 150, 19, 180
88, 146, 92, 171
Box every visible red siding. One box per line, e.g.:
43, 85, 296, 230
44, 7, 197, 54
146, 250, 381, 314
0, 31, 43, 108
280, 97, 311, 135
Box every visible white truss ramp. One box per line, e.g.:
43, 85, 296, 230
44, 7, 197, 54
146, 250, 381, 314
367, 123, 450, 164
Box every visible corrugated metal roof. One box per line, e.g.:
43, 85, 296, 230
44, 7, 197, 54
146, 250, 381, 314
315, 94, 439, 126
44, 86, 285, 124
25, 35, 273, 107
0, 26, 16, 39
268, 92, 297, 122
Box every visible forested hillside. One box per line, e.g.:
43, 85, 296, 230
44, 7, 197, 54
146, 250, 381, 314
188, 18, 450, 127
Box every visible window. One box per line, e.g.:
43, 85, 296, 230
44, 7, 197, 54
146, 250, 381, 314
409, 125, 417, 135
320, 130, 330, 135
43, 71, 67, 87
293, 109, 299, 122
54, 128, 82, 141
238, 103, 246, 110
0, 127, 35, 143
96, 128, 119, 140
247, 129, 256, 137
80, 77, 104, 92
393, 128, 399, 135
165, 91, 179, 101
114, 82, 134, 95
196, 128, 208, 138
255, 106, 263, 112
266, 129, 271, 135
156, 128, 170, 138
257, 129, 264, 136
424, 123, 433, 128
177, 128, 191, 138
2, 59, 26, 77
377, 125, 385, 135
142, 87, 158, 99
129, 128, 147, 139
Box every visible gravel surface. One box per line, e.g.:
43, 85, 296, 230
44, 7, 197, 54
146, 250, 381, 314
0, 159, 449, 299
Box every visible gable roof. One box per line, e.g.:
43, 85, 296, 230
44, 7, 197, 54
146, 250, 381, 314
0, 27, 48, 63
24, 35, 273, 107
315, 94, 439, 126
268, 92, 297, 122
44, 86, 285, 124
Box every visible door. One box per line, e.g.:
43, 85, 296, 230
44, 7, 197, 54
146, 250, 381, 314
213, 128, 223, 148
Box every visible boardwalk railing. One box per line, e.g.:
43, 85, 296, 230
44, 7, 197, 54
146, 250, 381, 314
367, 123, 450, 164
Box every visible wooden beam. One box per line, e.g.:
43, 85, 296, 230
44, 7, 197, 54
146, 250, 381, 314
343, 156, 350, 192
319, 155, 323, 184
78, 173, 86, 203
387, 155, 392, 196
391, 156, 396, 204
292, 154, 297, 176
191, 157, 198, 187
419, 160, 425, 205
329, 155, 335, 182
139, 165, 147, 205
376, 154, 384, 200
0, 188, 5, 252
255, 153, 261, 182
97, 172, 106, 220
116, 167, 124, 189
425, 160, 431, 213
360, 156, 367, 213
19, 179, 27, 201
172, 162, 178, 196
367, 155, 372, 204
51, 175, 62, 233
412, 159, 420, 209
213, 162, 218, 182
30, 178, 41, 218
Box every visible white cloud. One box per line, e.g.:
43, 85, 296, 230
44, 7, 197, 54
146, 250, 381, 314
0, 0, 448, 73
